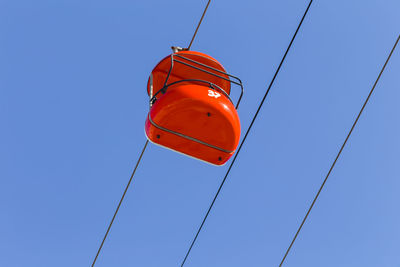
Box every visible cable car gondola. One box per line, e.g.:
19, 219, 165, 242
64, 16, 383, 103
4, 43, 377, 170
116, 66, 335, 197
145, 48, 243, 165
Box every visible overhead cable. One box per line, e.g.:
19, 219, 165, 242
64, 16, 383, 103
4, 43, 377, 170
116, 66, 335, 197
180, 1, 314, 266
187, 0, 212, 50
278, 34, 400, 267
91, 140, 149, 267
91, 1, 213, 265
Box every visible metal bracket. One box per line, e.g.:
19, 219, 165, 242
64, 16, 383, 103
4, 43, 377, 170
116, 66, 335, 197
171, 46, 188, 53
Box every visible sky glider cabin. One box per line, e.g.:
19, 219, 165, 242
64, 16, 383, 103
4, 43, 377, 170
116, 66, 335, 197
145, 49, 243, 165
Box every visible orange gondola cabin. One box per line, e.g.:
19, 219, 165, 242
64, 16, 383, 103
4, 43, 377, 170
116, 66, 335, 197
145, 49, 243, 165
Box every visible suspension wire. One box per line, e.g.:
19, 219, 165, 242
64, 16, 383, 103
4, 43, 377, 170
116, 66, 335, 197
180, 1, 314, 266
91, 140, 149, 267
278, 34, 400, 267
90, 1, 215, 264
187, 0, 212, 50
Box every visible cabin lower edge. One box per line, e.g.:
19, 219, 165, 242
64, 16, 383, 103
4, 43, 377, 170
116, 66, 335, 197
145, 117, 234, 166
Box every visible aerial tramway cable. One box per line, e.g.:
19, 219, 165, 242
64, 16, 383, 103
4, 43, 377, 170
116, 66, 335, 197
180, 1, 314, 266
187, 0, 211, 50
278, 34, 400, 267
90, 1, 212, 266
91, 141, 148, 267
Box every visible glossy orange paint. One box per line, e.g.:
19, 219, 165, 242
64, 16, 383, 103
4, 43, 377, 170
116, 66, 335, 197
145, 51, 241, 165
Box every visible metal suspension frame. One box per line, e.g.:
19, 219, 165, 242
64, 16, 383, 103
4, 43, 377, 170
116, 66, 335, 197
149, 53, 244, 109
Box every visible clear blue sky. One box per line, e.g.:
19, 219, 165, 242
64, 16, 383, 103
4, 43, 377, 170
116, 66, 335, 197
1, 0, 399, 266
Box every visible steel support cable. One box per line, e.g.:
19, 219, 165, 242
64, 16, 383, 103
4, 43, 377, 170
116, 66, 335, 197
91, 1, 213, 265
187, 0, 212, 50
180, 1, 314, 266
278, 34, 400, 267
91, 140, 149, 267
